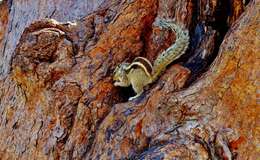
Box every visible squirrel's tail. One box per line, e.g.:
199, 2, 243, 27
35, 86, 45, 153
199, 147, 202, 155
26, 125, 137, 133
152, 19, 189, 81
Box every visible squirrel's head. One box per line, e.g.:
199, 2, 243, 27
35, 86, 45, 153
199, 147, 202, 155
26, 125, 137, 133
113, 62, 131, 87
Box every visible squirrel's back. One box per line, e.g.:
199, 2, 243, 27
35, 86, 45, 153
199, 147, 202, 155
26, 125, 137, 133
152, 19, 189, 80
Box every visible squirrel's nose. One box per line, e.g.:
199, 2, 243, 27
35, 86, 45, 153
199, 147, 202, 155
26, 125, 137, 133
112, 76, 116, 81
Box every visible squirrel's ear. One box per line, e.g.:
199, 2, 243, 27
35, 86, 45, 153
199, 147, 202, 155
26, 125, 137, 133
113, 65, 120, 73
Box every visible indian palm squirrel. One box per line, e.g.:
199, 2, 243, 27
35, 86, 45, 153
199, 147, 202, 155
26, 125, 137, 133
113, 19, 190, 100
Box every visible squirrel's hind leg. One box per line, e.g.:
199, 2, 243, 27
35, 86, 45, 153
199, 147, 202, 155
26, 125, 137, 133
129, 82, 144, 101
128, 90, 143, 101
128, 93, 143, 101
127, 69, 151, 101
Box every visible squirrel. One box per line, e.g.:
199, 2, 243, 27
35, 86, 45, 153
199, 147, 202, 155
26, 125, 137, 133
113, 19, 190, 100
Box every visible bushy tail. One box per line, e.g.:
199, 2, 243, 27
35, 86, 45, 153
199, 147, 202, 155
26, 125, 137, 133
152, 19, 189, 81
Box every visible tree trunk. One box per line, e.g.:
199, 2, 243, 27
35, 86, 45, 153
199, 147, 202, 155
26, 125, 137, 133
0, 0, 259, 159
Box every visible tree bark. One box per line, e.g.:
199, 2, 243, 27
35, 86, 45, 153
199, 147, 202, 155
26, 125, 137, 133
0, 0, 259, 159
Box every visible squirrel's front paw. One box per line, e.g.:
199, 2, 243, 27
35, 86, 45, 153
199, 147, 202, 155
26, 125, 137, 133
114, 82, 120, 86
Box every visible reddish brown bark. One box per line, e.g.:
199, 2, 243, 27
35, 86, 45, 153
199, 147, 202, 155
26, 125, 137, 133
0, 0, 258, 159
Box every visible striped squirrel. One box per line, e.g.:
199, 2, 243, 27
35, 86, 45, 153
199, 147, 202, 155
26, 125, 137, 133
113, 19, 189, 100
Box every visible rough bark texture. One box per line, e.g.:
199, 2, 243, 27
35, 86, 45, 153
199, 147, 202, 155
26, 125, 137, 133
0, 0, 105, 78
0, 0, 259, 159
